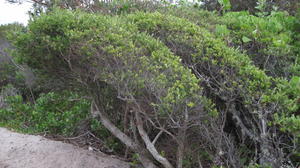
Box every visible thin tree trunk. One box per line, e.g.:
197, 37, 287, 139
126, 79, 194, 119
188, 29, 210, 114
91, 102, 157, 168
259, 116, 278, 167
177, 109, 188, 168
177, 142, 184, 168
135, 111, 174, 168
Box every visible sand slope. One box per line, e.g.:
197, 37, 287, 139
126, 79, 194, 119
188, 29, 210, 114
0, 128, 130, 168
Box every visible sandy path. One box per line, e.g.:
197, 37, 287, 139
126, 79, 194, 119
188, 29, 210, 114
0, 127, 130, 168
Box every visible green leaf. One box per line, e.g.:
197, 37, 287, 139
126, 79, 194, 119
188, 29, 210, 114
290, 76, 300, 87
215, 24, 230, 37
242, 36, 252, 43
218, 0, 231, 10
187, 102, 195, 107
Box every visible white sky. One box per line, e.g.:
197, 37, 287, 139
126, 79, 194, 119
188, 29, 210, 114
0, 0, 32, 25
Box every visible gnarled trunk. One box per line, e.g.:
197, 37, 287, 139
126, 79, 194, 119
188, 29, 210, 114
91, 102, 157, 168
135, 111, 174, 168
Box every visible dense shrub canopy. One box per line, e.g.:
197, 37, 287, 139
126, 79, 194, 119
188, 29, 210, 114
1, 3, 299, 168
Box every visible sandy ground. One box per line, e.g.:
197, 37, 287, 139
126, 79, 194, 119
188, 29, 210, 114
0, 127, 130, 168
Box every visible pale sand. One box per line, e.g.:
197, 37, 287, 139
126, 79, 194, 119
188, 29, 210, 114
0, 127, 130, 168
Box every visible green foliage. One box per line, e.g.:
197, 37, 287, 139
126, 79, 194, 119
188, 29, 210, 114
126, 12, 291, 167
162, 7, 222, 32
291, 9, 300, 75
0, 24, 24, 89
272, 76, 300, 136
215, 24, 230, 40
293, 9, 300, 52
224, 11, 295, 49
0, 91, 90, 135
275, 114, 300, 137
127, 12, 272, 98
126, 11, 300, 166
223, 11, 297, 76
10, 9, 218, 167
12, 9, 215, 117
0, 23, 24, 39
217, 0, 231, 11
255, 0, 268, 15
6, 6, 300, 167
130, 153, 140, 167
0, 60, 17, 88
165, 8, 299, 78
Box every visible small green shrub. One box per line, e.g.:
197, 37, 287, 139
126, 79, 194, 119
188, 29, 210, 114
0, 24, 23, 90
0, 91, 90, 136
273, 76, 300, 136
218, 0, 231, 12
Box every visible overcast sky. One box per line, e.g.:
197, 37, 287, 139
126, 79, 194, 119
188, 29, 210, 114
0, 0, 32, 25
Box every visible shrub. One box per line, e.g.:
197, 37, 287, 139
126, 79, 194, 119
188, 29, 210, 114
11, 9, 215, 168
9, 8, 299, 168
0, 91, 90, 136
160, 7, 223, 32
272, 76, 300, 164
162, 8, 299, 78
222, 11, 297, 77
126, 11, 298, 167
0, 24, 23, 89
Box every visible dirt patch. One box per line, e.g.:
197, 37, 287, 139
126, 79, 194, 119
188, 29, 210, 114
0, 127, 130, 168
